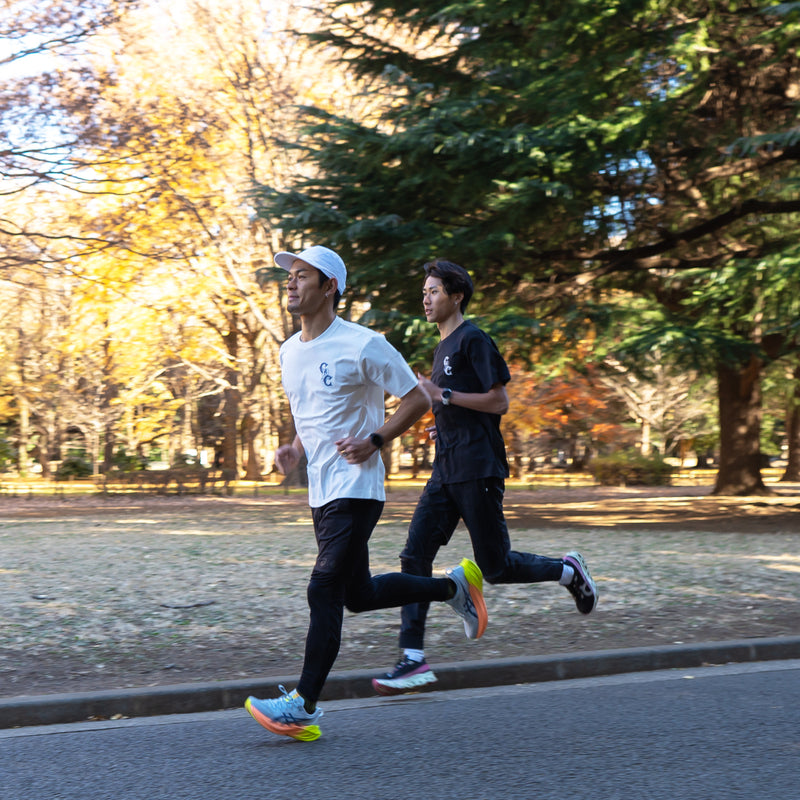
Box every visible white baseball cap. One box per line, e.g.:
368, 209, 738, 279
273, 245, 347, 293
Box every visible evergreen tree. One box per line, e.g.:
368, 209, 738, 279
256, 0, 800, 494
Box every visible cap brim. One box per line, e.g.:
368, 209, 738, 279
273, 251, 299, 269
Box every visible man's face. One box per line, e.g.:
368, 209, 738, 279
422, 275, 458, 324
286, 259, 333, 315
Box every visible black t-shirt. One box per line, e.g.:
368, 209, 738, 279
430, 320, 511, 483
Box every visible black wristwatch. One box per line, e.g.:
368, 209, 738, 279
441, 388, 453, 406
370, 432, 385, 449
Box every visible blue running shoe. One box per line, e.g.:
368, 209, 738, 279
245, 686, 323, 741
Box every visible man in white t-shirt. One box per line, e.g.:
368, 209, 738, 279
245, 245, 488, 741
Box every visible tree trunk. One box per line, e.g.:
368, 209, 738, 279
101, 334, 117, 473
506, 426, 523, 478
89, 428, 101, 476
36, 432, 52, 480
17, 394, 29, 477
180, 389, 193, 456
220, 385, 239, 481
241, 410, 262, 480
103, 422, 115, 473
220, 325, 240, 484
640, 419, 651, 456
694, 449, 713, 469
713, 356, 769, 496
780, 362, 800, 482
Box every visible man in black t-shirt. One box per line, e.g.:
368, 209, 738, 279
373, 259, 599, 696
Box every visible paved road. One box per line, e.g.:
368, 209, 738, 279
3, 660, 797, 800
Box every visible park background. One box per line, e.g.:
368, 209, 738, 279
1, 0, 800, 497
1, 1, 800, 701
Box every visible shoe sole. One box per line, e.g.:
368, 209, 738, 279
460, 558, 488, 639
245, 697, 322, 741
372, 670, 438, 696
564, 551, 598, 614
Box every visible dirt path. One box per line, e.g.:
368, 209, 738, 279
1, 484, 798, 697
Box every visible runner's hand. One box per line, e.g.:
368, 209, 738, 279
335, 436, 379, 465
275, 444, 301, 474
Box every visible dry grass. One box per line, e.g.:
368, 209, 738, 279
1, 484, 798, 697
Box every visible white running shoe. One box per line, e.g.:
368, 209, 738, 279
372, 656, 438, 696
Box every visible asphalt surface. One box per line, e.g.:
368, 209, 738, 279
5, 661, 799, 800
2, 635, 799, 729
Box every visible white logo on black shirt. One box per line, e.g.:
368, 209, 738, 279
443, 356, 453, 376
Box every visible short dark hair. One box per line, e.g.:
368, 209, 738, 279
316, 268, 341, 306
423, 259, 473, 313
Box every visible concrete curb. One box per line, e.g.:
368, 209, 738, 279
2, 635, 799, 729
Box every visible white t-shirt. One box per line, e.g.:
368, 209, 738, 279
279, 316, 418, 507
